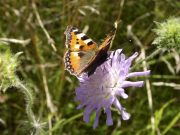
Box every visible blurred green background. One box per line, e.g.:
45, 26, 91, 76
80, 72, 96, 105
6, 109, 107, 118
0, 0, 179, 135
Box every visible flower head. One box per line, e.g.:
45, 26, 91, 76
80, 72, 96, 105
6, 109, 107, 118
75, 49, 150, 128
153, 18, 180, 52
0, 47, 19, 92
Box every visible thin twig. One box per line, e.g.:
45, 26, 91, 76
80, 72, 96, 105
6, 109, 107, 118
131, 48, 162, 70
25, 63, 59, 71
40, 64, 57, 114
127, 25, 143, 47
48, 115, 52, 135
150, 75, 180, 80
141, 47, 155, 134
127, 24, 155, 133
131, 12, 153, 27
29, 27, 57, 133
36, 55, 57, 135
117, 0, 125, 21
0, 38, 31, 45
32, 2, 57, 52
152, 82, 180, 90
110, 0, 125, 49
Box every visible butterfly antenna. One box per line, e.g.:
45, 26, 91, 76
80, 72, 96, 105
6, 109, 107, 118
109, 21, 119, 37
108, 22, 118, 49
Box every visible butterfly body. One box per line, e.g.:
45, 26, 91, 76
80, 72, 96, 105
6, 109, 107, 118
64, 26, 116, 76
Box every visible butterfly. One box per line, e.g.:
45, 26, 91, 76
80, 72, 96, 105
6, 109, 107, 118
64, 26, 116, 76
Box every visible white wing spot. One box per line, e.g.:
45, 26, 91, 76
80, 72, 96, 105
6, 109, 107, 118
72, 29, 78, 32
84, 39, 92, 44
77, 33, 86, 39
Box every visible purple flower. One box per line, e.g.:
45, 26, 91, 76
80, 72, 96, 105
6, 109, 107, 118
75, 49, 150, 129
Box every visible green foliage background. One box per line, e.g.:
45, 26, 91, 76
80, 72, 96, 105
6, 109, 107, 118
0, 0, 179, 135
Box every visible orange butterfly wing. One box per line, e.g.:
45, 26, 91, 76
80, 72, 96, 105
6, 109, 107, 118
65, 26, 97, 51
64, 26, 98, 75
64, 26, 116, 76
78, 28, 116, 75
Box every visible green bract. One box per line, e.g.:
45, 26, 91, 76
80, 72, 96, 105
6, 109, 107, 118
153, 18, 180, 52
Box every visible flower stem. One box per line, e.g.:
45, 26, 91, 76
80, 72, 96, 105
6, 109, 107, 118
17, 80, 45, 134
47, 113, 83, 134
141, 48, 155, 135
17, 81, 36, 123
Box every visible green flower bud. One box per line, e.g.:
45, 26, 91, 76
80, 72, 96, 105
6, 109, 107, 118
0, 47, 19, 92
153, 18, 180, 52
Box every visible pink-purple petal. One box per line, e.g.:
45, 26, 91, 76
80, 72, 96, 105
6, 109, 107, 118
105, 108, 113, 126
127, 70, 151, 78
93, 108, 101, 129
83, 106, 94, 123
121, 109, 130, 120
120, 92, 128, 99
115, 88, 128, 99
113, 98, 123, 111
122, 81, 144, 88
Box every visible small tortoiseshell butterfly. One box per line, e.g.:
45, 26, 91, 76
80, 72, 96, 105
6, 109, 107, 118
64, 26, 116, 76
